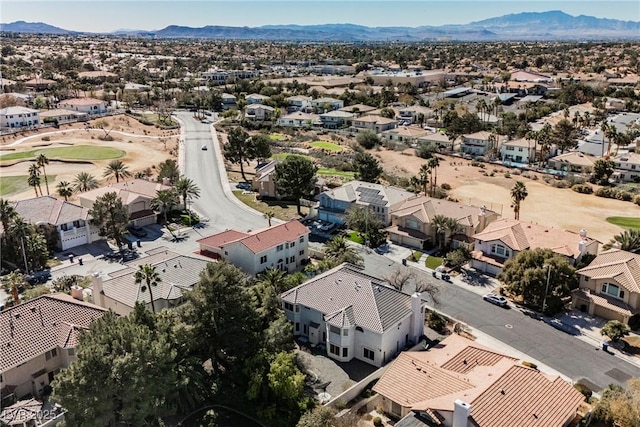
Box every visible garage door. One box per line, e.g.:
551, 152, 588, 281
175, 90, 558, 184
594, 305, 624, 323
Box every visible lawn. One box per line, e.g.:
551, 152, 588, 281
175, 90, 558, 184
317, 168, 355, 179
407, 251, 423, 262
0, 145, 125, 162
346, 230, 364, 244
310, 141, 343, 152
232, 190, 307, 221
606, 216, 640, 230
269, 134, 287, 141
0, 175, 55, 196
425, 255, 444, 269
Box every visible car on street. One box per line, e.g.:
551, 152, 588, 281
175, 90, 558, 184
201, 145, 208, 150
127, 225, 148, 238
483, 293, 508, 307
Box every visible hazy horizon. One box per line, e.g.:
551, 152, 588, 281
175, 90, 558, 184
2, 1, 639, 33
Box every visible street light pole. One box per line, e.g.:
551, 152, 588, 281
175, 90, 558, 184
542, 264, 551, 314
20, 236, 29, 275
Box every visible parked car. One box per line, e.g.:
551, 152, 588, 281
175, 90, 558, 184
127, 225, 148, 238
483, 293, 508, 307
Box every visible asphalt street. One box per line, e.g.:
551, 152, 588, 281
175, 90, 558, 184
358, 249, 640, 392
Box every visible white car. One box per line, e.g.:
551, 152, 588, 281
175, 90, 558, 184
483, 293, 508, 307
201, 145, 208, 150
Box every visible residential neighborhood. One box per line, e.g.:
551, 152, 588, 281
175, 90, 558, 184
1, 7, 640, 427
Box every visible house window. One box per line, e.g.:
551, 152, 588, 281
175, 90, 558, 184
295, 323, 300, 332
45, 349, 58, 360
364, 348, 375, 361
260, 255, 267, 264
342, 347, 348, 358
60, 224, 68, 231
299, 250, 305, 256
584, 276, 589, 282
283, 302, 294, 311
490, 244, 510, 258
289, 256, 295, 264
329, 344, 340, 356
303, 324, 308, 334
343, 329, 349, 336
290, 241, 295, 248
295, 305, 300, 313
329, 325, 340, 335
299, 236, 304, 243
602, 283, 625, 299
356, 326, 364, 333
406, 219, 420, 230
276, 244, 284, 251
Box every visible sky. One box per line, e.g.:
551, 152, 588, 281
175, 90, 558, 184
2, 0, 639, 33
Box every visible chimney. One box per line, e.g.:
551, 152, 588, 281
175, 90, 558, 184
578, 228, 588, 259
452, 400, 472, 427
70, 285, 84, 301
410, 292, 424, 342
90, 272, 105, 308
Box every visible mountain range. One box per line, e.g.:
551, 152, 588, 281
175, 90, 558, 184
2, 11, 639, 41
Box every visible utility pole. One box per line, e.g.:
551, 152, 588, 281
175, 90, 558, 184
542, 264, 551, 314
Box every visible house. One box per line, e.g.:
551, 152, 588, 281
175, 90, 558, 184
245, 104, 275, 121
460, 131, 503, 157
0, 294, 106, 403
58, 98, 107, 115
12, 196, 100, 251
286, 95, 312, 112
319, 110, 354, 129
0, 106, 40, 130
78, 179, 173, 227
398, 106, 432, 124
612, 152, 640, 183
511, 69, 552, 83
317, 181, 415, 226
202, 68, 258, 84
252, 160, 279, 198
90, 247, 210, 316
339, 103, 377, 116
470, 219, 599, 276
277, 111, 320, 128
572, 249, 640, 324
548, 152, 596, 175
245, 93, 270, 104
416, 132, 456, 152
373, 334, 586, 426
39, 108, 88, 125
353, 115, 398, 133
280, 263, 425, 367
387, 196, 499, 250
197, 220, 310, 275
500, 137, 537, 164
221, 93, 237, 110
381, 126, 430, 145
24, 78, 56, 91
310, 97, 344, 113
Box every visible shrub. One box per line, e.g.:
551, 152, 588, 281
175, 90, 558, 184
440, 182, 452, 190
571, 184, 593, 194
504, 172, 511, 178
373, 416, 383, 427
574, 383, 592, 400
553, 180, 569, 189
616, 191, 633, 201
415, 142, 436, 159
522, 171, 538, 180
595, 187, 617, 199
427, 310, 447, 333
522, 361, 538, 369
512, 169, 523, 176
41, 136, 50, 141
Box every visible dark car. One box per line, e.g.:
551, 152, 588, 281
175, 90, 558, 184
127, 225, 148, 238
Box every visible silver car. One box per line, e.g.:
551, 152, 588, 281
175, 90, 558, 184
483, 293, 508, 307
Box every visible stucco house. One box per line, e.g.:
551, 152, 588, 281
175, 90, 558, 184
245, 104, 275, 121
353, 115, 398, 133
471, 219, 599, 276
572, 249, 640, 325
12, 196, 101, 251
319, 110, 354, 129
547, 152, 596, 175
398, 105, 432, 125
252, 160, 279, 198
280, 263, 425, 367
0, 294, 106, 403
39, 108, 88, 125
339, 103, 377, 116
57, 98, 107, 115
286, 95, 312, 112
317, 181, 415, 226
416, 132, 456, 152
221, 93, 237, 110
381, 126, 430, 145
197, 220, 310, 275
387, 196, 499, 250
245, 93, 270, 104
500, 137, 537, 164
460, 131, 504, 157
612, 152, 640, 183
310, 97, 344, 113
0, 106, 40, 130
373, 334, 585, 426
90, 247, 210, 316
277, 111, 320, 128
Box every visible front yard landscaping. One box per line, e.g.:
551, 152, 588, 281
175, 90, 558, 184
232, 190, 308, 221
425, 255, 444, 269
346, 230, 364, 244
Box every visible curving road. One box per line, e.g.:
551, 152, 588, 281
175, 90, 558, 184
175, 111, 266, 233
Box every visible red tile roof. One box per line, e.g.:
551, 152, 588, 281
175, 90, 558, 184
197, 229, 250, 249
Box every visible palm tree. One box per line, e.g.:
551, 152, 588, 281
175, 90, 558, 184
263, 210, 275, 226
56, 181, 73, 201
174, 176, 201, 207
431, 215, 449, 250
103, 160, 131, 183
35, 153, 50, 195
443, 217, 461, 248
8, 217, 32, 273
603, 125, 618, 159
0, 198, 16, 238
151, 189, 178, 223
603, 229, 640, 254
418, 164, 430, 195
257, 268, 287, 294
537, 123, 553, 166
27, 164, 42, 197
427, 157, 440, 197
324, 236, 363, 265
134, 264, 161, 313
510, 181, 528, 220
73, 172, 99, 193
476, 99, 487, 123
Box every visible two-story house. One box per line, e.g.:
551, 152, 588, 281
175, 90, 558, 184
245, 104, 275, 121
277, 111, 320, 128
245, 93, 270, 104
0, 106, 40, 130
339, 104, 377, 117
416, 132, 456, 152
612, 152, 640, 183
387, 196, 499, 250
252, 160, 280, 198
381, 126, 430, 145
57, 98, 107, 116
221, 93, 237, 110
197, 220, 310, 275
317, 181, 415, 226
353, 115, 398, 133
500, 137, 537, 164
471, 219, 599, 276
460, 131, 504, 157
547, 152, 596, 175
572, 249, 640, 325
319, 110, 354, 129
12, 196, 100, 251
397, 105, 432, 125
280, 263, 425, 367
310, 97, 344, 113
286, 95, 312, 113
0, 294, 106, 403
90, 247, 210, 316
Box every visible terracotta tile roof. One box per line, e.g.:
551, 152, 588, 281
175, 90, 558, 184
391, 196, 496, 229
281, 264, 414, 334
80, 179, 172, 202
577, 249, 640, 293
197, 229, 250, 249
441, 345, 515, 374
0, 294, 106, 371
198, 221, 309, 255
355, 115, 396, 125
59, 97, 106, 106
325, 305, 356, 328
13, 196, 89, 227
572, 289, 636, 317
550, 152, 596, 167
472, 218, 597, 259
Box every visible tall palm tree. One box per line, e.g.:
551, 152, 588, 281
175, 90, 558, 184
8, 217, 32, 273
603, 125, 618, 159
73, 172, 99, 193
443, 217, 461, 248
103, 160, 131, 183
35, 153, 50, 195
603, 229, 640, 254
27, 163, 42, 197
263, 210, 275, 226
431, 215, 449, 250
537, 123, 553, 166
134, 264, 161, 313
56, 181, 73, 201
476, 99, 487, 124
151, 189, 178, 223
418, 164, 430, 195
324, 235, 362, 265
510, 181, 528, 220
0, 198, 17, 238
427, 157, 440, 197
175, 176, 201, 207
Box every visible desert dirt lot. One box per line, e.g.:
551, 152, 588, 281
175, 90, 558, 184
374, 147, 640, 244
0, 115, 179, 201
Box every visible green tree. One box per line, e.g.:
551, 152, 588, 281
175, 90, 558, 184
27, 163, 42, 197
251, 133, 273, 163
324, 235, 363, 266
56, 181, 73, 201
88, 191, 129, 247
593, 379, 640, 427
379, 107, 395, 119
175, 175, 201, 207
22, 285, 51, 301
263, 210, 275, 226
134, 264, 161, 313
445, 247, 471, 269
431, 214, 449, 249
345, 205, 386, 248
601, 320, 631, 342
151, 189, 179, 223
551, 119, 580, 154
353, 152, 383, 183
297, 406, 359, 427
1, 270, 29, 306
510, 181, 528, 220
274, 155, 317, 215
103, 159, 131, 183
604, 229, 640, 253
356, 129, 380, 149
156, 159, 180, 184
427, 156, 440, 197
590, 159, 616, 185
224, 127, 253, 182
36, 153, 50, 195
0, 198, 17, 242
73, 172, 99, 193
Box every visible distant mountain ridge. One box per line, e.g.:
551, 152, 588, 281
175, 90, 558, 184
1, 11, 639, 41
